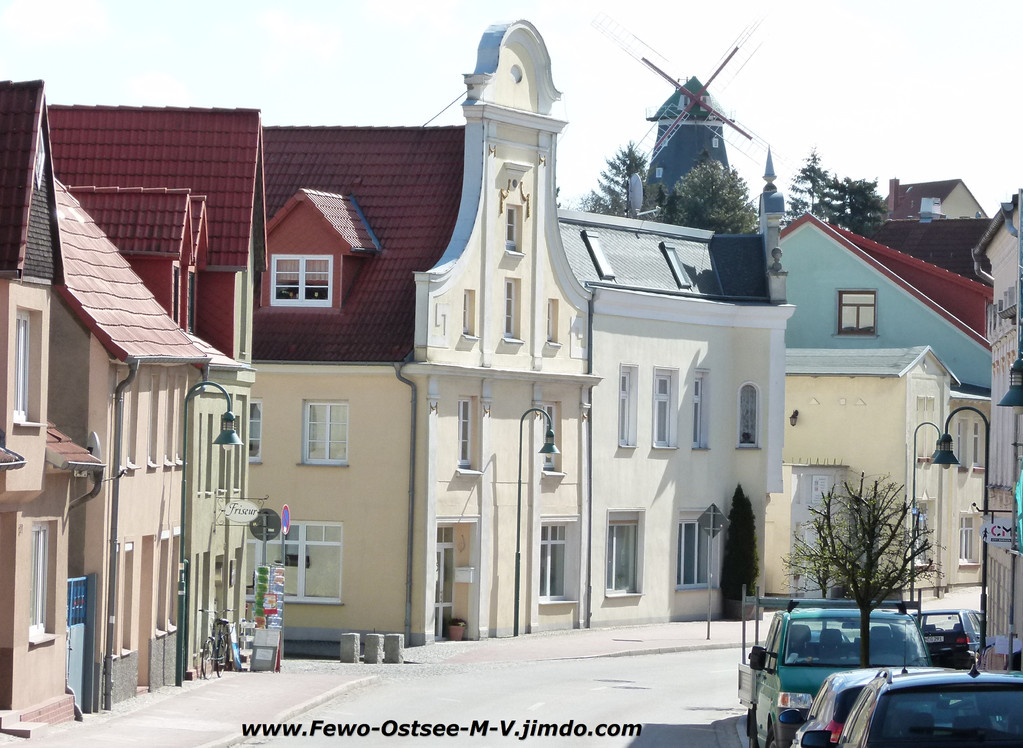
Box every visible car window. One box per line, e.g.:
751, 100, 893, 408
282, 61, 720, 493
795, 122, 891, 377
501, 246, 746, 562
841, 686, 877, 746
873, 687, 1023, 739
920, 613, 960, 632
833, 685, 868, 723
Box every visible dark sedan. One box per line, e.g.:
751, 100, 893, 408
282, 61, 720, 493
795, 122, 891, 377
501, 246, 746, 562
916, 609, 982, 669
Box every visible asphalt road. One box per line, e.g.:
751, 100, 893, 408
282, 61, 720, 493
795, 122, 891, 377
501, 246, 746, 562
241, 647, 746, 747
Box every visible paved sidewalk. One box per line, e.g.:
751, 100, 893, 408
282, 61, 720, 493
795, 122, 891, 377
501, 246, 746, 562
13, 587, 981, 747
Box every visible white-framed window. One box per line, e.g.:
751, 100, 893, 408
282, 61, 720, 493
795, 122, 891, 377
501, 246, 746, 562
303, 401, 348, 465
692, 371, 707, 448
546, 299, 559, 344
652, 368, 678, 447
504, 278, 520, 339
148, 374, 161, 467
542, 403, 561, 473
462, 290, 476, 337
838, 290, 876, 335
30, 523, 48, 635
619, 365, 638, 447
606, 512, 641, 594
972, 421, 983, 467
247, 522, 343, 602
271, 255, 332, 307
540, 524, 566, 599
14, 310, 30, 422
959, 515, 976, 563
677, 517, 714, 587
249, 400, 263, 462
457, 398, 473, 469
738, 383, 760, 447
506, 205, 519, 252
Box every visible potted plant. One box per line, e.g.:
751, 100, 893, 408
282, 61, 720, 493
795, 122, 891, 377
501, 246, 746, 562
447, 618, 467, 641
720, 484, 759, 620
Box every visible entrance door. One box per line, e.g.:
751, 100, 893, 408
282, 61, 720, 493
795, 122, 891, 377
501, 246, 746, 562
66, 575, 92, 710
434, 526, 454, 638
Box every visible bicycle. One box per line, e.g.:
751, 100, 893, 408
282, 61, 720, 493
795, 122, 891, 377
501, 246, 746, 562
198, 608, 234, 678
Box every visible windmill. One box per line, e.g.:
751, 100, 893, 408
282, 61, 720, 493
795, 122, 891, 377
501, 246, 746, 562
593, 14, 773, 192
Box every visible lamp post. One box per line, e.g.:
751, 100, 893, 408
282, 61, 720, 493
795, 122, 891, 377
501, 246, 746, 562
932, 406, 990, 651
910, 421, 941, 605
175, 380, 244, 687
514, 408, 559, 637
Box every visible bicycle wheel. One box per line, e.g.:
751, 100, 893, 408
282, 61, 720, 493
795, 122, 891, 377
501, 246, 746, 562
199, 637, 214, 680
214, 632, 226, 677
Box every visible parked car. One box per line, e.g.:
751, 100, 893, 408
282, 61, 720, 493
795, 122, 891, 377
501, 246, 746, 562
915, 609, 982, 668
786, 667, 942, 746
797, 669, 1023, 747
740, 601, 931, 748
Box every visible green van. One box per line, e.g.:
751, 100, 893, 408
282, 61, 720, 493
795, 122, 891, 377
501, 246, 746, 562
739, 604, 930, 748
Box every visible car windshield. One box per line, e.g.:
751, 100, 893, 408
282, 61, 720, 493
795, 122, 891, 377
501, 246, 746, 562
874, 687, 1023, 740
784, 618, 929, 667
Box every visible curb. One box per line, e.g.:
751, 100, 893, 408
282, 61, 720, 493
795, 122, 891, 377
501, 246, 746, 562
198, 675, 380, 748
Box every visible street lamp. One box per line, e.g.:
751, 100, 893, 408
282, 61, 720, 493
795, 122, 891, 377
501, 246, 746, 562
175, 380, 244, 686
514, 408, 558, 637
910, 421, 941, 604
932, 405, 990, 651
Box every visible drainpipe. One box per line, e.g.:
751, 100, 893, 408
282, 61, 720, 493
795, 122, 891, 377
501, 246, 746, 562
68, 466, 104, 510
104, 359, 139, 711
584, 289, 595, 629
393, 362, 417, 644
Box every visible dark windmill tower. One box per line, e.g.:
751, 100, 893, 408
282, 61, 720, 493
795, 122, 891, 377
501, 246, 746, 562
647, 76, 730, 190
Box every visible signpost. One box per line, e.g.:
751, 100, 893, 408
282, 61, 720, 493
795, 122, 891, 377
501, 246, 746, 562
250, 508, 282, 563
700, 503, 726, 640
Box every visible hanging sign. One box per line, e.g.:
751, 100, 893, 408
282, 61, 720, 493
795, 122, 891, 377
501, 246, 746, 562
224, 499, 260, 523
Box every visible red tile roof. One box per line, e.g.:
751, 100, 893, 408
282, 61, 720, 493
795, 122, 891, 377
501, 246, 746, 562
0, 80, 45, 273
55, 181, 209, 362
870, 218, 991, 281
784, 214, 990, 348
886, 179, 984, 220
68, 186, 192, 258
46, 422, 103, 470
47, 105, 263, 270
257, 126, 464, 362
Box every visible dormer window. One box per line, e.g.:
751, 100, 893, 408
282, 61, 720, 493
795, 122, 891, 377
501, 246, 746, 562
272, 255, 332, 307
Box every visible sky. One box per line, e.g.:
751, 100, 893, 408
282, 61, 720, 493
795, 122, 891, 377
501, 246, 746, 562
2, 0, 1021, 218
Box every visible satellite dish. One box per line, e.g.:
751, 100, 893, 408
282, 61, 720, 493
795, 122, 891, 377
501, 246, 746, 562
628, 173, 643, 217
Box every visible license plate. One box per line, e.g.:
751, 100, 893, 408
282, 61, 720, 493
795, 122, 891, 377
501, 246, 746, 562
925, 636, 944, 643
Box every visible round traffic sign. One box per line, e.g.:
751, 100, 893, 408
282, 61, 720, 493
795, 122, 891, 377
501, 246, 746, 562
249, 508, 281, 541
282, 504, 291, 536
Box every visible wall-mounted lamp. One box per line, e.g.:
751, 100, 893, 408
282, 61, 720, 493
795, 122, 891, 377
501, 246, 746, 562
789, 410, 799, 426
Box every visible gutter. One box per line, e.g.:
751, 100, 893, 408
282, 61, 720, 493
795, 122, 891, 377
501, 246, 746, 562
584, 289, 595, 630
393, 362, 417, 644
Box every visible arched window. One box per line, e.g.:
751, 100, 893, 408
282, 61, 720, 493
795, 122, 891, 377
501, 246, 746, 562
738, 383, 759, 447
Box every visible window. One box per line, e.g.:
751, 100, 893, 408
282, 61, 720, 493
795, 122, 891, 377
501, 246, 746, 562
503, 279, 520, 339
692, 371, 707, 448
248, 522, 343, 601
619, 365, 638, 447
838, 291, 876, 335
506, 205, 520, 252
972, 422, 983, 467
303, 402, 348, 465
738, 383, 759, 447
148, 374, 161, 467
546, 299, 559, 344
542, 403, 561, 473
14, 311, 29, 422
172, 266, 180, 325
540, 524, 566, 599
271, 255, 332, 307
654, 167, 663, 179
955, 420, 965, 465
462, 290, 476, 337
677, 519, 709, 587
606, 513, 640, 593
30, 523, 48, 635
249, 400, 263, 462
652, 368, 678, 447
960, 516, 976, 563
457, 399, 473, 469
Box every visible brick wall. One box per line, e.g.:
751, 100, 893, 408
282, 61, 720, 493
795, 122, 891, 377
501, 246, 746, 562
21, 693, 75, 725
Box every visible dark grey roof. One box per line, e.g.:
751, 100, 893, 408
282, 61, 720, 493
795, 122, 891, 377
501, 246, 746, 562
786, 346, 949, 379
558, 210, 769, 301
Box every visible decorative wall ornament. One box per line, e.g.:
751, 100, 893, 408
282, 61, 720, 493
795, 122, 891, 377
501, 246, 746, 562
489, 144, 496, 156
519, 182, 531, 219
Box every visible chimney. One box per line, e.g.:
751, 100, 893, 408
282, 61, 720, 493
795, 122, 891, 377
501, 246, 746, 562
887, 178, 900, 216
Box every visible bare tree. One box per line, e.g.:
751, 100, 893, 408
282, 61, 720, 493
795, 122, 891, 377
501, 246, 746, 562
784, 474, 935, 666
